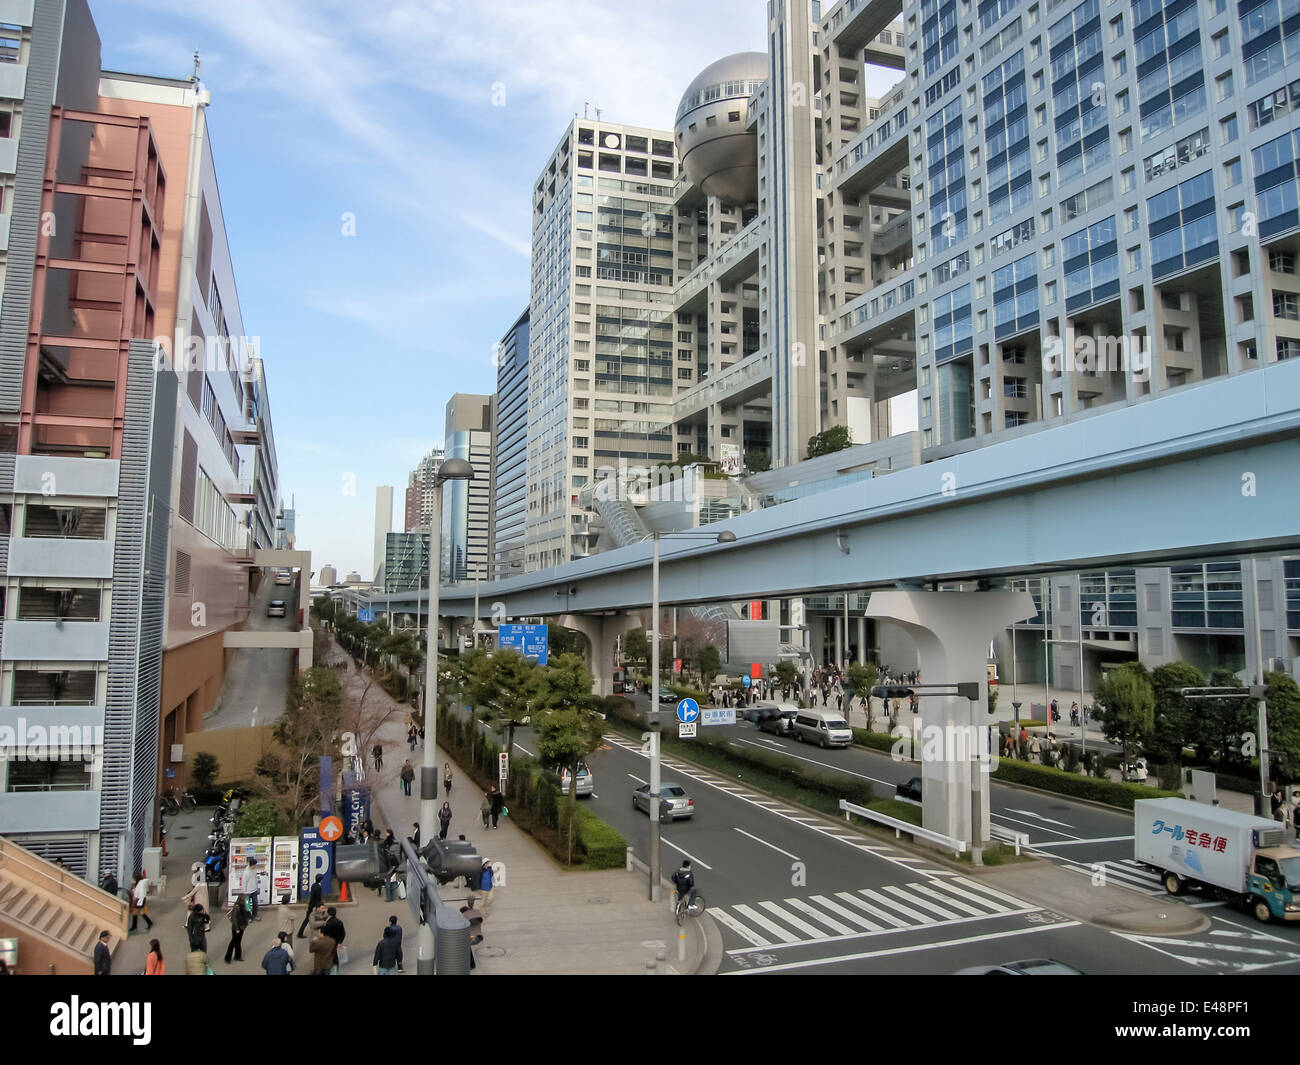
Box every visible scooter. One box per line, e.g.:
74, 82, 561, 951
203, 845, 228, 883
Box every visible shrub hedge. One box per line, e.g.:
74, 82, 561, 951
576, 808, 628, 870
991, 758, 1181, 808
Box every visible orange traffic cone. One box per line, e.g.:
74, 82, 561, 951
339, 880, 349, 902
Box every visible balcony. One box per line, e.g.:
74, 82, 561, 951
1, 621, 109, 662
672, 349, 774, 423
0, 790, 100, 834
674, 216, 766, 312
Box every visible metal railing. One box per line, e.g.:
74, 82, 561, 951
839, 798, 968, 855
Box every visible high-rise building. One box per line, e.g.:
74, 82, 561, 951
490, 308, 529, 575
373, 485, 393, 584
404, 448, 443, 532
0, 1, 286, 878
383, 532, 429, 593
319, 564, 339, 588
525, 121, 681, 571
442, 394, 492, 582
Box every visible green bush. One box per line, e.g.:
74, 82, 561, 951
992, 758, 1180, 809
576, 808, 628, 870
852, 729, 907, 756
191, 752, 220, 790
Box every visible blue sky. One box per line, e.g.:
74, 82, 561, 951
92, 0, 898, 580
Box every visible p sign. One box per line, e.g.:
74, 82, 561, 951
299, 827, 334, 899
498, 752, 509, 784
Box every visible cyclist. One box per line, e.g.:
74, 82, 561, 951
671, 860, 698, 911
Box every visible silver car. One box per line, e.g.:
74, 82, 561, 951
632, 783, 694, 823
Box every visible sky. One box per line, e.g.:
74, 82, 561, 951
92, 0, 903, 581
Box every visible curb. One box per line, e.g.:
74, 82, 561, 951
626, 849, 720, 974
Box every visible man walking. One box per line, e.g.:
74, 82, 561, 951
93, 930, 112, 975
372, 926, 401, 974
240, 857, 261, 921
372, 743, 384, 771
261, 932, 295, 974
387, 915, 404, 972
298, 874, 324, 938
488, 786, 504, 829
323, 906, 346, 973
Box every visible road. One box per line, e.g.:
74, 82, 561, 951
205, 572, 297, 729
486, 699, 1300, 974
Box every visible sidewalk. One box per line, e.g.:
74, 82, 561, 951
334, 633, 710, 975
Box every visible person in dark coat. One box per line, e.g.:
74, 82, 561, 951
323, 907, 346, 951
261, 932, 295, 974
488, 786, 504, 828
372, 926, 401, 974
298, 874, 324, 938
93, 930, 112, 975
387, 915, 404, 972
438, 802, 453, 840
224, 897, 250, 963
186, 903, 211, 952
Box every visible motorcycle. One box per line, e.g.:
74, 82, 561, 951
203, 844, 228, 883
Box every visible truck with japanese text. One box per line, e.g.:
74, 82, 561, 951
1134, 797, 1300, 923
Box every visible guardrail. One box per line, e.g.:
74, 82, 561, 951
839, 798, 967, 855
990, 824, 1029, 856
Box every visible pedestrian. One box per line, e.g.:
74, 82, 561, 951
400, 760, 415, 797
387, 915, 404, 972
372, 743, 384, 771
323, 907, 346, 973
488, 785, 504, 828
1018, 725, 1028, 758
185, 948, 211, 975
309, 929, 337, 975
478, 859, 497, 916
443, 763, 453, 797
261, 931, 295, 974
373, 926, 401, 974
181, 863, 206, 911
408, 725, 418, 752
837, 692, 843, 712
409, 821, 421, 848
298, 874, 324, 938
143, 938, 165, 975
418, 726, 425, 748
459, 902, 484, 945
186, 903, 211, 952
240, 856, 261, 921
129, 874, 153, 932
480, 793, 491, 829
1029, 735, 1041, 764
438, 801, 453, 840
100, 870, 119, 899
93, 930, 112, 975
1292, 791, 1300, 841
224, 895, 250, 963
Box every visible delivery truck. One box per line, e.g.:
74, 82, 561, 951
1134, 797, 1300, 923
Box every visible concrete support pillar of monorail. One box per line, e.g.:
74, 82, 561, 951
559, 612, 639, 697
866, 589, 1036, 848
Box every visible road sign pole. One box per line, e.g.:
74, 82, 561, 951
649, 533, 661, 904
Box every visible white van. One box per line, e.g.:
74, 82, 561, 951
792, 709, 853, 748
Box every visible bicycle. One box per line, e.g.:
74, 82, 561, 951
673, 890, 706, 925
160, 789, 197, 816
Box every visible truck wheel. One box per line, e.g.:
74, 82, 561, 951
1163, 872, 1183, 896
1252, 899, 1272, 924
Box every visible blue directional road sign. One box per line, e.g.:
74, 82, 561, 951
358, 607, 374, 623
497, 623, 548, 665
742, 675, 752, 688
675, 698, 700, 724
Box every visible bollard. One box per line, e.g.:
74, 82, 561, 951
678, 927, 686, 963
645, 958, 656, 975
626, 846, 633, 873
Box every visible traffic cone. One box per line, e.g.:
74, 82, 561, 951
339, 880, 349, 903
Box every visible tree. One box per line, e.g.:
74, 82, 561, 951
1202, 668, 1256, 769
623, 627, 650, 668
1265, 671, 1300, 783
256, 667, 343, 830
773, 660, 800, 695
1092, 662, 1155, 766
745, 449, 771, 473
548, 626, 588, 659
231, 797, 286, 838
844, 663, 879, 730
1148, 661, 1204, 762
695, 645, 722, 686
191, 751, 220, 790
532, 653, 603, 863
464, 647, 539, 769
806, 425, 852, 459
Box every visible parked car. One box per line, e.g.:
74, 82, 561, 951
632, 783, 694, 822
1121, 757, 1148, 783
895, 776, 922, 803
955, 959, 1084, 975
274, 568, 292, 585
267, 599, 287, 618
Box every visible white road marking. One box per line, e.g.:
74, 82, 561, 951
1006, 807, 1074, 828
810, 894, 883, 931
786, 898, 855, 935
732, 737, 893, 787
948, 875, 1036, 911
733, 904, 801, 944
759, 901, 824, 938
1029, 835, 1134, 847
711, 908, 771, 947
734, 828, 802, 862
728, 920, 1080, 973
884, 884, 960, 920
628, 773, 648, 785
513, 742, 534, 757
861, 888, 931, 923
833, 892, 904, 928
911, 882, 985, 917
660, 837, 712, 870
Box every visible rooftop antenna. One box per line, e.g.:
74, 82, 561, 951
190, 50, 201, 84
595, 106, 602, 121
583, 101, 589, 118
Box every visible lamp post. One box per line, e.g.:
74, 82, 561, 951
647, 528, 736, 902
418, 456, 473, 975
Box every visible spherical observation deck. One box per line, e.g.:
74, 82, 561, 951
674, 52, 767, 205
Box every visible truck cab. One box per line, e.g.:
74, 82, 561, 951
1247, 848, 1300, 924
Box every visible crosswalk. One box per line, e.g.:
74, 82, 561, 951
711, 875, 1037, 950
603, 733, 954, 877
1043, 854, 1166, 896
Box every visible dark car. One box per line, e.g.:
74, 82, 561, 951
895, 776, 922, 803
658, 688, 680, 704
757, 708, 797, 736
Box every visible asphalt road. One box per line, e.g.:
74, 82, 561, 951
457, 700, 1300, 974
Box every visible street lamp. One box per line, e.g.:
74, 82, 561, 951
647, 527, 737, 902
418, 456, 473, 975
